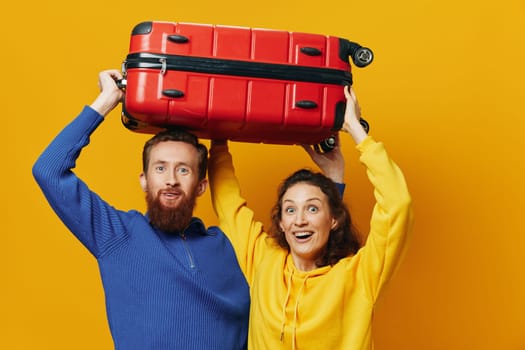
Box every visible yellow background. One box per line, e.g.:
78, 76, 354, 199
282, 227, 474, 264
3, 0, 525, 349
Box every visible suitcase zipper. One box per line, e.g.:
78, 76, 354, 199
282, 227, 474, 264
123, 52, 352, 85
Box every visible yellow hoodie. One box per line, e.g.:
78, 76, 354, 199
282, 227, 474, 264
209, 136, 413, 350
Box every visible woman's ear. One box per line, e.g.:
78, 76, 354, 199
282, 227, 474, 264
139, 173, 147, 192
330, 218, 338, 230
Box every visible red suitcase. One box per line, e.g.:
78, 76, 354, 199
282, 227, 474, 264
119, 21, 373, 147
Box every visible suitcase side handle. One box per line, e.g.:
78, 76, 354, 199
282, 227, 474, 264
300, 47, 322, 56
339, 39, 374, 68
167, 35, 189, 44
295, 100, 318, 109
162, 89, 185, 98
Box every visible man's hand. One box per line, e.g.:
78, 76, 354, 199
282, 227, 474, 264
90, 69, 125, 117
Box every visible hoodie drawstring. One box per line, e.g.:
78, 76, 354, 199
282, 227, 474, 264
280, 268, 293, 342
280, 266, 310, 350
291, 276, 308, 350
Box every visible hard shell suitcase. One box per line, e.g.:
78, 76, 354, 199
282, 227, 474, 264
119, 21, 373, 147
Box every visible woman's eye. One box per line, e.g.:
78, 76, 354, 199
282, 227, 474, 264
307, 206, 318, 213
284, 207, 295, 214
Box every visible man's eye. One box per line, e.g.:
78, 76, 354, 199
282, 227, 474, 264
155, 166, 165, 172
177, 167, 189, 174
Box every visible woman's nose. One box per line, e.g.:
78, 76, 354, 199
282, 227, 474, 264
294, 212, 307, 226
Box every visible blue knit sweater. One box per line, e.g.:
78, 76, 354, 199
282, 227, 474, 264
32, 106, 250, 350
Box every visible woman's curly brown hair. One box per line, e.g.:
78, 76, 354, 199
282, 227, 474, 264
268, 169, 361, 268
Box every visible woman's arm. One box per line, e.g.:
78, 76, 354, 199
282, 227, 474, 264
342, 86, 413, 300
208, 140, 265, 282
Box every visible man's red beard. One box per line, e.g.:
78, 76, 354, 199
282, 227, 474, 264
146, 188, 197, 233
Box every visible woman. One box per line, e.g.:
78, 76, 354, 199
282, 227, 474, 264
209, 86, 413, 350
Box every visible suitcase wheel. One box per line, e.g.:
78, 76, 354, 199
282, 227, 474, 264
318, 136, 337, 153
352, 47, 374, 68
316, 118, 370, 152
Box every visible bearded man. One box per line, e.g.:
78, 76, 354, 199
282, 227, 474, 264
32, 69, 250, 350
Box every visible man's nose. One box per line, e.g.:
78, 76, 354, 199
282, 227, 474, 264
165, 170, 179, 186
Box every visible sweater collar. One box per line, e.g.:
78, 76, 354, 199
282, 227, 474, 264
146, 215, 211, 237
